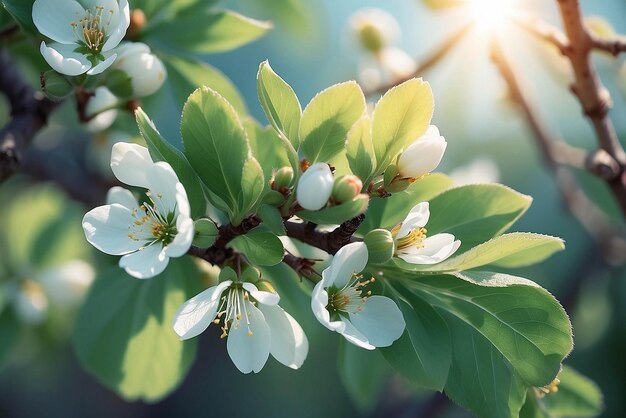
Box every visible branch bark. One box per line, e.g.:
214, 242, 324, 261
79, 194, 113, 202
0, 49, 59, 181
284, 214, 364, 255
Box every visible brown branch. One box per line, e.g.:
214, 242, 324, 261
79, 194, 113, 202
490, 40, 626, 265
284, 215, 364, 255
0, 50, 60, 181
590, 34, 626, 56
282, 253, 319, 283
365, 21, 474, 96
514, 14, 570, 55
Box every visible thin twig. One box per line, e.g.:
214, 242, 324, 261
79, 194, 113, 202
284, 215, 364, 255
490, 40, 626, 264
590, 34, 626, 57
513, 14, 570, 55
365, 21, 474, 96
0, 50, 60, 181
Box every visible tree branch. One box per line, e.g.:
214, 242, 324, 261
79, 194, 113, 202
284, 215, 364, 255
514, 14, 570, 55
490, 40, 626, 264
365, 21, 474, 96
590, 34, 626, 56
0, 49, 59, 181
188, 216, 261, 265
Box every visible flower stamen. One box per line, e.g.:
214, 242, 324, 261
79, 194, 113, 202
328, 274, 376, 314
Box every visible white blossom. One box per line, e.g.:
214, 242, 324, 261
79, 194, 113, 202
32, 0, 130, 76
311, 242, 405, 350
296, 163, 334, 211
82, 143, 194, 279
397, 125, 447, 179
113, 42, 167, 97
393, 202, 461, 265
172, 281, 308, 373
86, 86, 119, 132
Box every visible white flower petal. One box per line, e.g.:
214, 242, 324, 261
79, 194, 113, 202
397, 202, 430, 238
259, 304, 308, 369
348, 295, 405, 347
144, 162, 181, 215
86, 86, 118, 132
86, 52, 117, 75
82, 204, 147, 255
110, 142, 154, 188
398, 233, 461, 265
105, 186, 137, 209
227, 301, 271, 374
38, 260, 95, 305
164, 215, 193, 258
339, 317, 375, 350
40, 42, 91, 76
119, 244, 168, 279
324, 242, 368, 288
397, 125, 447, 178
101, 0, 130, 51
172, 281, 232, 340
296, 162, 334, 211
311, 281, 345, 332
243, 282, 280, 306
33, 0, 85, 44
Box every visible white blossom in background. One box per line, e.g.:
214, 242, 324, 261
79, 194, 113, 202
82, 143, 194, 279
172, 281, 308, 373
86, 86, 119, 132
397, 125, 447, 179
38, 260, 95, 306
358, 47, 417, 92
449, 157, 500, 186
393, 202, 460, 265
113, 42, 167, 97
350, 8, 400, 53
296, 163, 334, 211
32, 0, 130, 76
12, 280, 49, 325
311, 242, 405, 350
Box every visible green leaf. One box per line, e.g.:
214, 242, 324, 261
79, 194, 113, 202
181, 87, 264, 225
542, 365, 604, 417
244, 118, 295, 181
399, 233, 565, 272
372, 78, 434, 173
105, 69, 133, 98
258, 204, 286, 235
135, 108, 207, 219
380, 286, 451, 391
42, 70, 73, 100
358, 173, 454, 234
427, 184, 532, 251
257, 60, 302, 148
152, 9, 272, 54
339, 340, 391, 412
72, 258, 201, 402
2, 0, 36, 33
346, 115, 376, 184
298, 194, 369, 225
300, 81, 366, 163
392, 272, 572, 418
230, 228, 284, 266
0, 308, 19, 368
164, 55, 247, 115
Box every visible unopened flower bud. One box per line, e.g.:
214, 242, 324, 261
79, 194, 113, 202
113, 42, 166, 97
86, 87, 119, 132
333, 175, 363, 203
272, 167, 294, 191
364, 229, 395, 264
128, 9, 147, 39
397, 125, 447, 179
350, 8, 400, 53
297, 162, 334, 211
14, 280, 48, 325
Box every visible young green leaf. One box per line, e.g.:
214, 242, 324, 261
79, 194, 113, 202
135, 108, 207, 219
257, 60, 302, 148
245, 118, 296, 181
542, 365, 604, 417
399, 233, 565, 272
150, 10, 272, 54
229, 229, 284, 266
72, 259, 201, 402
298, 194, 369, 225
181, 87, 264, 225
257, 204, 286, 235
346, 115, 376, 184
372, 78, 434, 173
299, 81, 366, 163
426, 184, 532, 251
358, 173, 454, 234
164, 55, 247, 115
2, 0, 36, 33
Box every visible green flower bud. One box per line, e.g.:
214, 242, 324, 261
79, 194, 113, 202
272, 166, 294, 191
332, 175, 363, 203
42, 70, 73, 100
364, 229, 395, 264
192, 218, 218, 248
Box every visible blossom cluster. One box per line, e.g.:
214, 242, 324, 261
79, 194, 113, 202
82, 124, 458, 372
33, 0, 167, 130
